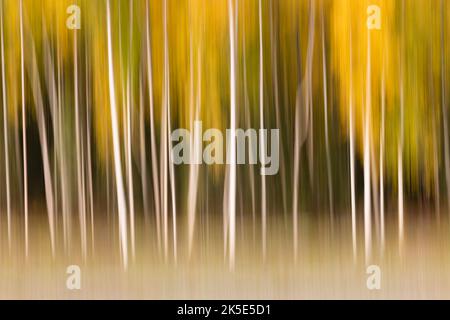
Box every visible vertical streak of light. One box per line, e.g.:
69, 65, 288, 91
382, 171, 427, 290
74, 27, 87, 261
19, 0, 28, 258
145, 0, 161, 254
161, 82, 168, 260
187, 31, 195, 257
370, 126, 380, 245
85, 41, 95, 254
194, 49, 201, 253
228, 0, 237, 270
41, 22, 60, 259
187, 37, 202, 258
269, 0, 287, 223
139, 78, 150, 223
364, 31, 372, 265
306, 3, 314, 191
235, 0, 240, 249
127, 0, 136, 261
165, 8, 177, 263
241, 10, 256, 244
223, 169, 229, 261
161, 0, 169, 261
349, 28, 357, 261
0, 0, 12, 252
269, 0, 287, 222
293, 13, 302, 264
307, 9, 314, 194
258, 0, 267, 261
321, 7, 333, 225
380, 62, 386, 254
293, 0, 315, 263
57, 31, 70, 254
398, 0, 405, 248
106, 0, 128, 269
293, 101, 300, 263
25, 19, 56, 256
126, 80, 135, 260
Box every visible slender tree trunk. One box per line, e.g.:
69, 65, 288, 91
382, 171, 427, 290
398, 0, 405, 247
1, 1, 12, 251
139, 78, 150, 225
321, 7, 334, 225
145, 0, 161, 254
19, 0, 28, 258
85, 42, 95, 254
126, 0, 136, 261
227, 0, 237, 269
242, 10, 256, 244
380, 64, 386, 254
74, 29, 88, 260
187, 35, 202, 257
258, 0, 267, 260
106, 0, 128, 268
349, 29, 357, 261
269, 0, 287, 220
364, 32, 372, 264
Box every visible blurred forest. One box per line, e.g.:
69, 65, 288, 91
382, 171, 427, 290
0, 0, 448, 267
